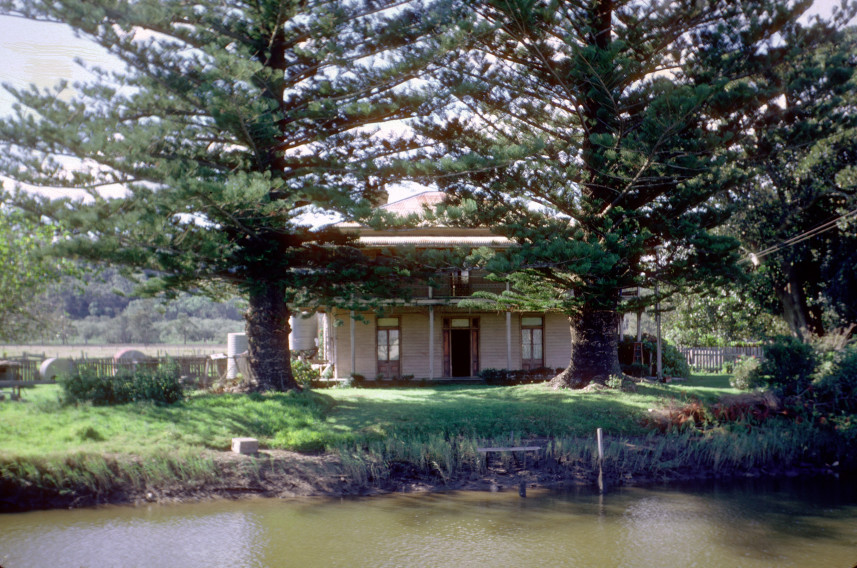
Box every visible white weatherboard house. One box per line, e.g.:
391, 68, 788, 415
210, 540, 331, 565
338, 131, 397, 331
319, 191, 574, 380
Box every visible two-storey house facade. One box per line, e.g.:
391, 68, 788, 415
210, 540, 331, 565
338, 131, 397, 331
319, 191, 573, 380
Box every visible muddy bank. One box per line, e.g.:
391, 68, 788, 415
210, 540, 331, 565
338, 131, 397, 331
0, 448, 846, 513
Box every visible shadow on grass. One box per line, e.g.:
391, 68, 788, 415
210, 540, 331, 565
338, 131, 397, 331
325, 384, 670, 440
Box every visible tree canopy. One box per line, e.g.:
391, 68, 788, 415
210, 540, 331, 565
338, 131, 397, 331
732, 26, 857, 340
1, 0, 854, 388
0, 207, 72, 342
417, 0, 854, 386
0, 0, 444, 389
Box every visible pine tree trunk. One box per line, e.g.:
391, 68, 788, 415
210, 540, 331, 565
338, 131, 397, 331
244, 284, 298, 391
550, 306, 622, 389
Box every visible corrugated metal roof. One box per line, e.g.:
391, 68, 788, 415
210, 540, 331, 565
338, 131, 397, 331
359, 235, 511, 247
381, 191, 446, 215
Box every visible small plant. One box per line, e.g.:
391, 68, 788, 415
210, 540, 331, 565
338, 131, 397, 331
729, 356, 763, 390
605, 375, 624, 390
291, 358, 320, 389
76, 425, 106, 442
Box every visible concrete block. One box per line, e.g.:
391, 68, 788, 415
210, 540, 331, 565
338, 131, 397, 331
231, 437, 258, 455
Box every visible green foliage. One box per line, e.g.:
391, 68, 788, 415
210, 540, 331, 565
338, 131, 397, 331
477, 368, 560, 385
757, 336, 819, 396
618, 335, 690, 378
814, 346, 857, 414
0, 0, 445, 389
0, 207, 74, 341
59, 362, 184, 406
290, 358, 320, 389
415, 0, 840, 386
729, 356, 763, 390
732, 28, 857, 339
663, 286, 786, 346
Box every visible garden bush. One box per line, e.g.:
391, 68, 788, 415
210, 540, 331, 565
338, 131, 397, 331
729, 355, 763, 390
478, 368, 559, 385
814, 346, 857, 413
59, 362, 184, 405
291, 358, 320, 388
758, 335, 818, 396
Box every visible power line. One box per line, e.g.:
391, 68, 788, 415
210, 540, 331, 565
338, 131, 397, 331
748, 207, 857, 264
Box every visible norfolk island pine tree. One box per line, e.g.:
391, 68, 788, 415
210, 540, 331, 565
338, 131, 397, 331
413, 0, 855, 387
0, 0, 452, 390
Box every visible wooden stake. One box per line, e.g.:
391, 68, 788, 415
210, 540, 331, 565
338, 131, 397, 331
597, 427, 605, 494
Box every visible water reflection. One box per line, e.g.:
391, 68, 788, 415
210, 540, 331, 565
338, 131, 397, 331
1, 479, 856, 568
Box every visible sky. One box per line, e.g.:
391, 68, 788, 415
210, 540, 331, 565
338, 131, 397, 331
0, 0, 848, 201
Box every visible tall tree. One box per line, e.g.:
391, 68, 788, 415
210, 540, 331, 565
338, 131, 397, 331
732, 26, 857, 340
0, 0, 442, 389
419, 0, 853, 387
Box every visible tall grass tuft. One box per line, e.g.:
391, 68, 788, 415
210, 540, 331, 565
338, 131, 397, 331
0, 451, 219, 504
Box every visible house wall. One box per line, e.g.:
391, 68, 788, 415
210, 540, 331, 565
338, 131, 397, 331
545, 312, 570, 369
328, 307, 573, 379
400, 312, 431, 377
474, 312, 511, 371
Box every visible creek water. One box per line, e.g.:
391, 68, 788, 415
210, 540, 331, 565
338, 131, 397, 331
1, 477, 856, 568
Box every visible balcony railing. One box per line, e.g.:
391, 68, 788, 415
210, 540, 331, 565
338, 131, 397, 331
395, 272, 507, 300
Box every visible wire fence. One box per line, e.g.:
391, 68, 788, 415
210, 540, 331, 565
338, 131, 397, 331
3, 356, 224, 384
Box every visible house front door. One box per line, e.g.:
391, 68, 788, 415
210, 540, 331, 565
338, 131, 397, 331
442, 317, 479, 377
377, 317, 401, 378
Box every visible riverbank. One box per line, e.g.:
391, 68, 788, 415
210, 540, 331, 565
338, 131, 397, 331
1, 439, 848, 512
2, 377, 854, 512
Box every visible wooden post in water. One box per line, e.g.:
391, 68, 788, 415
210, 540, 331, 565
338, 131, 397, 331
597, 427, 605, 494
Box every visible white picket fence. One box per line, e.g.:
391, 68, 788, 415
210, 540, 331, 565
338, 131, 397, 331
679, 346, 764, 371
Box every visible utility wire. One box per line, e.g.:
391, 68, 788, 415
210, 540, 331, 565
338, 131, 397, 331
749, 207, 857, 264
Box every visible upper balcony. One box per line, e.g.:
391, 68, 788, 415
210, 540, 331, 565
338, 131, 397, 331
398, 271, 508, 303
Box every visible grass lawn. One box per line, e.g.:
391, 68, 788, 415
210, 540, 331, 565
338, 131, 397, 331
0, 374, 738, 459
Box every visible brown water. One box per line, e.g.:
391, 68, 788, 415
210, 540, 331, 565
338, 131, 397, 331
1, 478, 856, 568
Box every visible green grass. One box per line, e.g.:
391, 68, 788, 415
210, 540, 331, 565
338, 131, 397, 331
671, 373, 738, 401
1, 375, 737, 459
1, 387, 341, 456
0, 374, 850, 501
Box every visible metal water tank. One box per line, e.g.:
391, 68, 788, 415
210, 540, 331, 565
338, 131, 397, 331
290, 312, 318, 351
227, 332, 248, 379
39, 357, 73, 381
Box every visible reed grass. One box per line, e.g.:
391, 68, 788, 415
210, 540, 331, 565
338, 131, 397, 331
0, 451, 218, 499
327, 420, 844, 488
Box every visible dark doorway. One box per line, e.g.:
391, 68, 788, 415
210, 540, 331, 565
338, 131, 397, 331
443, 317, 479, 377
450, 329, 471, 377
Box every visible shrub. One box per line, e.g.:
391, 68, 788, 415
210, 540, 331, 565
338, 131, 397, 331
729, 356, 763, 390
814, 346, 857, 413
478, 368, 556, 385
59, 362, 184, 405
127, 362, 184, 404
291, 358, 320, 389
59, 368, 118, 405
758, 336, 818, 396
479, 368, 509, 385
